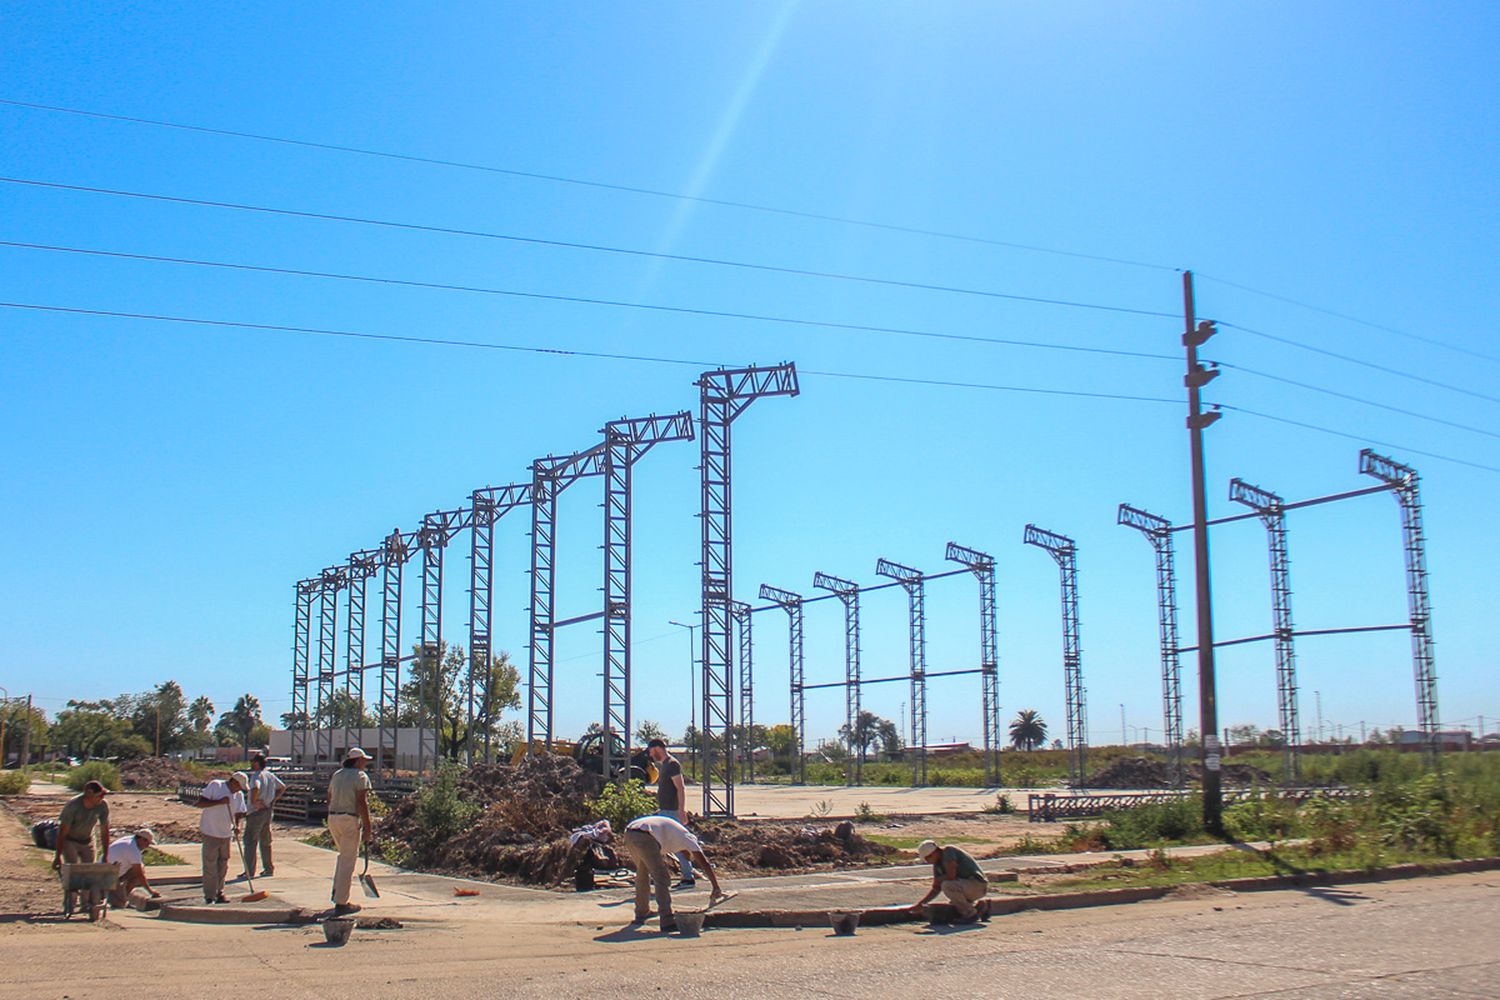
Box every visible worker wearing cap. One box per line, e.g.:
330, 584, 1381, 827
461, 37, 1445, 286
53, 779, 111, 918
910, 839, 988, 922
241, 753, 285, 878
193, 771, 248, 904
623, 813, 723, 932
106, 828, 162, 907
326, 747, 374, 915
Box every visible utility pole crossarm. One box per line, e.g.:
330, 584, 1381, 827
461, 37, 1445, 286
813, 571, 862, 786
602, 411, 695, 457
1117, 503, 1172, 536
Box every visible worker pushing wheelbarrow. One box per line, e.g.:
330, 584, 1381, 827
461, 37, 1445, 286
51, 778, 113, 921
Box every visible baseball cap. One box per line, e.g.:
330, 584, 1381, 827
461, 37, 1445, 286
916, 839, 940, 859
136, 828, 156, 845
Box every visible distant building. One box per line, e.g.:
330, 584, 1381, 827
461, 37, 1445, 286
1397, 729, 1472, 751
268, 727, 438, 769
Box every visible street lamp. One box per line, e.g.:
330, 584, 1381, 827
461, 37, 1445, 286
668, 620, 698, 774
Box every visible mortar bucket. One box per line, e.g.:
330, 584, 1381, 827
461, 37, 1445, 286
675, 912, 705, 937
829, 911, 861, 936
323, 918, 355, 946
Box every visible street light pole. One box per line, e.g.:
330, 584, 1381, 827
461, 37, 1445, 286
669, 620, 699, 776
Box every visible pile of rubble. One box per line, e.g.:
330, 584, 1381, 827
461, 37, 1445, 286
1085, 756, 1176, 788
119, 757, 220, 790
694, 819, 898, 873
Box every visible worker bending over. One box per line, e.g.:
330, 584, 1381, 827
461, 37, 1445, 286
910, 839, 988, 923
623, 813, 723, 932
106, 827, 162, 907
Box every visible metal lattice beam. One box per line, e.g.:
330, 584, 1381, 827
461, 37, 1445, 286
345, 550, 379, 764
467, 483, 530, 765
1117, 504, 1186, 785
944, 543, 1001, 787
417, 509, 462, 775
731, 600, 754, 783
759, 584, 805, 785
698, 363, 799, 817
1229, 479, 1301, 783
1024, 525, 1087, 787
377, 529, 411, 780
1360, 449, 1439, 763
314, 567, 346, 764
290, 578, 317, 766
813, 572, 861, 785
875, 558, 928, 786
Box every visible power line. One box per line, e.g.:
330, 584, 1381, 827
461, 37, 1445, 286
1220, 321, 1500, 407
0, 300, 1184, 407
0, 240, 1182, 363
1217, 403, 1500, 475
0, 176, 1182, 321
0, 97, 1181, 272
1199, 272, 1500, 366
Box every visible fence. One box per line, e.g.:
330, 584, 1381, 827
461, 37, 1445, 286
1027, 786, 1366, 823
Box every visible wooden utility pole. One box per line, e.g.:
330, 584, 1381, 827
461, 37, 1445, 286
1182, 271, 1224, 835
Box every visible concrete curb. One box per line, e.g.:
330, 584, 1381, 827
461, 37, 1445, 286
156, 903, 313, 925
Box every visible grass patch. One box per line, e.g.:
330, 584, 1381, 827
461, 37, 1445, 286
301, 830, 334, 850
142, 847, 185, 866
864, 833, 989, 851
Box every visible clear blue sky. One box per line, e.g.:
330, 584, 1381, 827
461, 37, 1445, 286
2, 2, 1497, 747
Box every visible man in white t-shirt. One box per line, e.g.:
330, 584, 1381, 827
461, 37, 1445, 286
105, 828, 162, 907
623, 813, 723, 931
193, 772, 248, 904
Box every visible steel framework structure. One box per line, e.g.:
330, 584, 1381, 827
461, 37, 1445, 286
1117, 504, 1186, 783
377, 528, 413, 779
1229, 478, 1301, 782
812, 572, 862, 785
944, 543, 1002, 786
314, 568, 346, 764
1024, 525, 1087, 787
343, 549, 379, 763
1359, 449, 1439, 759
731, 600, 755, 782
466, 483, 531, 764
416, 509, 462, 774
759, 584, 806, 784
290, 578, 318, 765
875, 558, 928, 785
698, 363, 799, 818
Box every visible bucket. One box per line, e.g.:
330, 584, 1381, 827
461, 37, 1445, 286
829, 911, 861, 936
323, 918, 355, 946
674, 912, 706, 937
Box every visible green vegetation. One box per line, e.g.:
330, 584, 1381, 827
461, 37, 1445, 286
584, 778, 658, 834
413, 761, 480, 842
65, 760, 120, 791
0, 770, 30, 795
142, 846, 185, 866
854, 801, 886, 822
864, 832, 988, 851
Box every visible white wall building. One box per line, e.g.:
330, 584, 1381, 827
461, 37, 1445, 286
268, 727, 438, 771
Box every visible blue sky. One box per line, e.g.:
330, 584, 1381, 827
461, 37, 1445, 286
2, 2, 1497, 748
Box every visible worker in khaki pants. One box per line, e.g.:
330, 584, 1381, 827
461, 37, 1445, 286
623, 813, 723, 932
193, 772, 248, 903
910, 839, 989, 923
326, 747, 375, 915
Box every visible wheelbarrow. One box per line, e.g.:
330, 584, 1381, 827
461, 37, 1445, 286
60, 862, 118, 920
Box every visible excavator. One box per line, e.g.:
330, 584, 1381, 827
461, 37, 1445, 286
511, 728, 657, 785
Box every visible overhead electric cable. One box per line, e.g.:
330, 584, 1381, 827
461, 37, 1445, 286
0, 240, 1181, 362
0, 300, 1183, 408
0, 176, 1179, 320
1217, 403, 1500, 475
0, 98, 1179, 272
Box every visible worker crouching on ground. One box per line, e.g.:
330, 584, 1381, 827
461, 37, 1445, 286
623, 813, 723, 932
910, 839, 989, 923
326, 747, 375, 916
194, 771, 248, 903
106, 828, 162, 907
241, 752, 285, 879
53, 779, 111, 919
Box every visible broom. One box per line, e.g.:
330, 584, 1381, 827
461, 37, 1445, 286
232, 810, 269, 903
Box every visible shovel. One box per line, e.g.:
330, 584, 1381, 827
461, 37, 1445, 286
359, 842, 380, 898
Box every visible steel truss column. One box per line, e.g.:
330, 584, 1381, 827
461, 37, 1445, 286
377, 529, 409, 780
1229, 480, 1301, 783
813, 572, 862, 785
698, 363, 799, 818
875, 559, 928, 786
467, 483, 531, 765
601, 412, 694, 782
759, 585, 805, 784
345, 551, 378, 764
314, 567, 346, 765
1024, 526, 1087, 787
731, 601, 754, 783
418, 510, 461, 775
291, 579, 317, 766
1117, 505, 1186, 785
945, 543, 1001, 787
1360, 450, 1440, 762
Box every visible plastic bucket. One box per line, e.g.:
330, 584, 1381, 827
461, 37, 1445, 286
323, 918, 355, 946
829, 911, 861, 936
675, 912, 705, 936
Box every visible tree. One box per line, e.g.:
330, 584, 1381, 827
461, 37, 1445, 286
635, 720, 667, 744
764, 724, 797, 767
318, 690, 375, 729
128, 681, 189, 754
399, 642, 522, 760
51, 702, 136, 759
188, 696, 215, 734
840, 710, 899, 763
215, 694, 263, 757
280, 709, 310, 729
1008, 710, 1048, 751
1, 700, 48, 765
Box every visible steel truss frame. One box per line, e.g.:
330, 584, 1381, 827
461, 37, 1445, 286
1024, 525, 1087, 787
875, 558, 928, 786
343, 549, 379, 764
759, 584, 806, 784
812, 572, 861, 785
731, 600, 754, 782
377, 528, 414, 780
290, 578, 318, 765
466, 483, 531, 764
944, 543, 1002, 787
415, 509, 463, 774
1229, 479, 1301, 782
1117, 505, 1186, 784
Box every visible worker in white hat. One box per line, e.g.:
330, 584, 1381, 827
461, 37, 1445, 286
105, 827, 162, 906
909, 839, 988, 923
326, 747, 375, 915
193, 771, 249, 904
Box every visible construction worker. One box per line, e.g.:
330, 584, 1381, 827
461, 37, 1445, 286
193, 771, 248, 904
241, 753, 285, 878
910, 839, 988, 923
623, 813, 723, 932
326, 747, 374, 916
106, 828, 162, 907
646, 739, 695, 888
53, 779, 111, 919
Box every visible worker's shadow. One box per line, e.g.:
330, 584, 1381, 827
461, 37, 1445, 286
594, 924, 670, 943
914, 921, 988, 936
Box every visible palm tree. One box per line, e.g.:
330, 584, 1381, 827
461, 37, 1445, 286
188, 696, 215, 734
1009, 710, 1048, 751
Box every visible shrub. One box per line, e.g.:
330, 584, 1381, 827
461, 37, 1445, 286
585, 778, 659, 835
0, 770, 30, 795
65, 760, 120, 792
1373, 774, 1455, 855
1223, 793, 1298, 843
1302, 797, 1358, 855
1097, 798, 1204, 849
854, 801, 886, 823
412, 762, 479, 843
985, 793, 1015, 815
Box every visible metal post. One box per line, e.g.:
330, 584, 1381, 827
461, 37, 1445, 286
1117, 504, 1186, 784
1182, 271, 1224, 833
291, 579, 317, 766
1229, 478, 1301, 783
377, 529, 408, 780
346, 551, 377, 763
1023, 526, 1087, 787
669, 619, 698, 774
759, 585, 805, 784
943, 544, 1001, 786
419, 512, 459, 773
875, 559, 928, 786
467, 491, 494, 767
813, 572, 862, 785
731, 601, 755, 783
528, 468, 558, 753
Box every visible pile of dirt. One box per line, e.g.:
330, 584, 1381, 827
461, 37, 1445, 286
691, 820, 899, 874
1189, 760, 1274, 786
1086, 756, 1176, 789
119, 757, 222, 790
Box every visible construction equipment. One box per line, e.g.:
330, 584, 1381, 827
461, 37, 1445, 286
511, 729, 657, 784
58, 862, 116, 921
